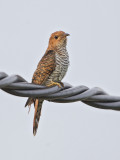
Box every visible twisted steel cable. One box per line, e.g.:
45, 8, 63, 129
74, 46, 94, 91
1, 72, 120, 110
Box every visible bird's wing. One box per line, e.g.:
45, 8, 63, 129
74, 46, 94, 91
32, 50, 56, 85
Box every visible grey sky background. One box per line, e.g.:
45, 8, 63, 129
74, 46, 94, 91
0, 0, 120, 160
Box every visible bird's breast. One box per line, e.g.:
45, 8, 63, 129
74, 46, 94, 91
47, 50, 69, 83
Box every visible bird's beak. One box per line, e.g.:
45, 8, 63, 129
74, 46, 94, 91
65, 33, 70, 36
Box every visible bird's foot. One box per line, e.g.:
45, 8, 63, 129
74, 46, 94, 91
59, 82, 64, 87
47, 81, 63, 88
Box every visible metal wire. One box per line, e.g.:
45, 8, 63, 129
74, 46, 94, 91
1, 72, 120, 110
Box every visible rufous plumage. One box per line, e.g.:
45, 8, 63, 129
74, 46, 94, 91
25, 31, 70, 135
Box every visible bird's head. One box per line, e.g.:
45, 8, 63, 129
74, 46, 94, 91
48, 31, 70, 50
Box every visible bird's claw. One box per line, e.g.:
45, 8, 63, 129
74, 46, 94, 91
47, 81, 64, 88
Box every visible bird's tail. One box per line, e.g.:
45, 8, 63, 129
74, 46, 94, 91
25, 97, 35, 107
33, 99, 43, 136
25, 98, 43, 136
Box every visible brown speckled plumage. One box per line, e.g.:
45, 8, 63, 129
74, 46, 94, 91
32, 50, 56, 85
25, 31, 70, 135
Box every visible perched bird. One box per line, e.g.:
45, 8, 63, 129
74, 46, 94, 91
25, 31, 70, 135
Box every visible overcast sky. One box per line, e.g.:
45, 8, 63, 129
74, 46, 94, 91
0, 0, 120, 160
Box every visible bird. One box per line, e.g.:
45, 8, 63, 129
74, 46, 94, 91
25, 31, 70, 136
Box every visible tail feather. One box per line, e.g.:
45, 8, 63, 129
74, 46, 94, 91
33, 99, 43, 136
25, 98, 43, 136
25, 97, 35, 107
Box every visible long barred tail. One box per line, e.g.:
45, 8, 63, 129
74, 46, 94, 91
25, 98, 43, 136
33, 99, 43, 136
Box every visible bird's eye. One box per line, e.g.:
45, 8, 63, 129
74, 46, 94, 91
54, 36, 58, 39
